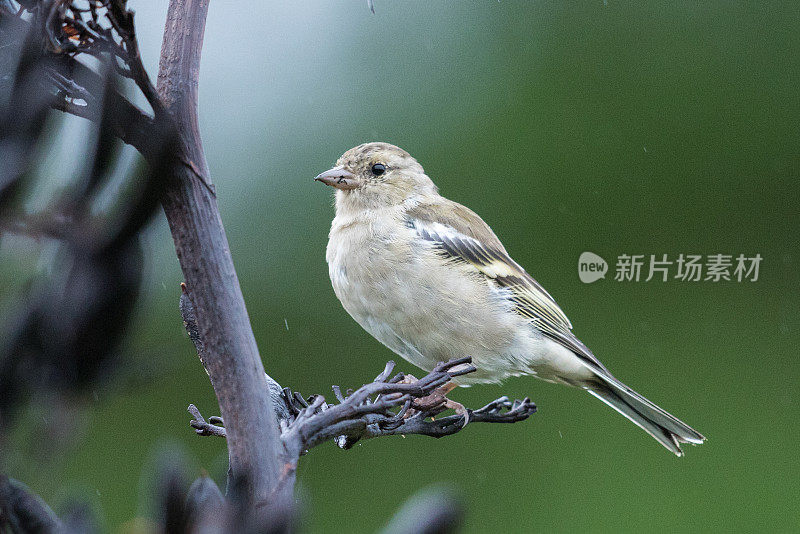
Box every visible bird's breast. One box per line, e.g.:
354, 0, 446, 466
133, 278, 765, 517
325, 216, 413, 314
325, 214, 535, 380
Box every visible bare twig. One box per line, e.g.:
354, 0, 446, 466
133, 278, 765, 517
188, 404, 227, 438
156, 0, 286, 509
187, 357, 537, 456
283, 358, 536, 453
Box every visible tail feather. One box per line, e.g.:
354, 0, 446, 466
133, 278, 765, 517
586, 371, 705, 456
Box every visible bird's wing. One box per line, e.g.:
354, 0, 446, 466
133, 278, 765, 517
406, 198, 609, 373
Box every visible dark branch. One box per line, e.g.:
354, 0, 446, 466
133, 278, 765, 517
188, 360, 536, 452
156, 0, 286, 509
189, 358, 536, 453
302, 360, 536, 448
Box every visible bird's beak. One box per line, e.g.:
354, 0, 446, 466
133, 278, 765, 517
314, 166, 359, 190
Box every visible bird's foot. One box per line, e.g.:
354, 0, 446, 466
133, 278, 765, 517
440, 397, 469, 427
396, 374, 446, 413
408, 382, 468, 427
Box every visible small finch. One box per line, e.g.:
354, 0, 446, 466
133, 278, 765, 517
316, 142, 705, 456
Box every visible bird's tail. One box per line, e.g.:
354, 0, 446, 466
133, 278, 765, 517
585, 370, 705, 456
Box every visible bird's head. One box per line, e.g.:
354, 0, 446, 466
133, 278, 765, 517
315, 143, 437, 211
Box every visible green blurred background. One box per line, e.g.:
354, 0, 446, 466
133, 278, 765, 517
4, 0, 800, 531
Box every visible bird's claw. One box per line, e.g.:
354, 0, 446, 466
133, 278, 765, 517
406, 382, 468, 427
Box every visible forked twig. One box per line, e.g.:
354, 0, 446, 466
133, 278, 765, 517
187, 355, 536, 454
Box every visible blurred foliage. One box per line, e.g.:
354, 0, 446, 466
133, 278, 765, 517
0, 0, 175, 439
1, 1, 798, 532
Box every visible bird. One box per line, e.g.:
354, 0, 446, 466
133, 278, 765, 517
315, 142, 705, 456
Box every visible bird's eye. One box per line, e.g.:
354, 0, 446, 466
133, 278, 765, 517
371, 163, 386, 176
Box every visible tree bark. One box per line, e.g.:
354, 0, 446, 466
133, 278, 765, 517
155, 0, 287, 507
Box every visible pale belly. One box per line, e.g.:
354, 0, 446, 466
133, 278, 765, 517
326, 220, 572, 385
